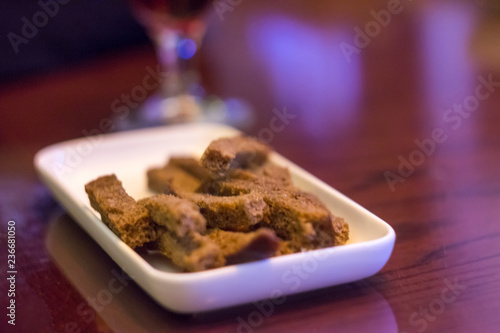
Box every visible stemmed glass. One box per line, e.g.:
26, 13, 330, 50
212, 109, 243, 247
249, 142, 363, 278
118, 0, 252, 129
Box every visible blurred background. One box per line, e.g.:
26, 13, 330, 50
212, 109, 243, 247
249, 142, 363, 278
2, 1, 500, 126
2, 0, 500, 133
2, 0, 500, 181
0, 0, 149, 83
2, 0, 500, 178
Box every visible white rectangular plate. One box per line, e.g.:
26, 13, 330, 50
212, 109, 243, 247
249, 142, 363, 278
35, 123, 395, 313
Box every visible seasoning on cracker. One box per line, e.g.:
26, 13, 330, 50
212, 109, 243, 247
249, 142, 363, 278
139, 194, 206, 236
85, 174, 156, 249
200, 136, 271, 178
179, 192, 269, 232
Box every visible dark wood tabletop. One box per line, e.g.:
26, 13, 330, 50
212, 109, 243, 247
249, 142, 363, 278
1, 1, 500, 332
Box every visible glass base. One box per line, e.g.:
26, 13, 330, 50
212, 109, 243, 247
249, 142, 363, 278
114, 94, 255, 131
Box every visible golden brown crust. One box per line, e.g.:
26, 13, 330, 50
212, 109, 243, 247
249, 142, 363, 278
261, 191, 338, 251
147, 156, 211, 195
147, 165, 201, 195
84, 174, 155, 249
208, 228, 280, 265
156, 231, 225, 272
179, 192, 269, 232
138, 194, 206, 236
332, 216, 350, 246
140, 194, 225, 272
169, 156, 210, 180
199, 178, 348, 252
200, 136, 271, 178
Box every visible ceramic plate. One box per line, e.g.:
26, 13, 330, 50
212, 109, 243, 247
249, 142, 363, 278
35, 123, 395, 313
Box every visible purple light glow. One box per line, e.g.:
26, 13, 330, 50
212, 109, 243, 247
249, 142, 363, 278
247, 14, 362, 138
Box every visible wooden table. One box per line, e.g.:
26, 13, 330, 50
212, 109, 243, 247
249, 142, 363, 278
1, 1, 500, 332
